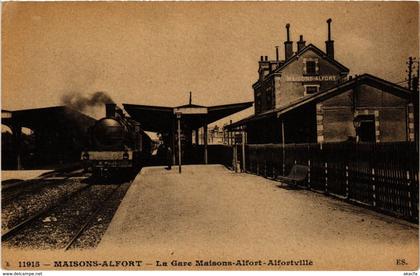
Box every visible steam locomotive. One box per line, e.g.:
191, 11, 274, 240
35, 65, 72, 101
81, 104, 152, 177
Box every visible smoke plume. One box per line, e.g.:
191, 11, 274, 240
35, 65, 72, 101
61, 91, 115, 111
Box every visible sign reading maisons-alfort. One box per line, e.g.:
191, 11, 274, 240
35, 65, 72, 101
285, 75, 338, 82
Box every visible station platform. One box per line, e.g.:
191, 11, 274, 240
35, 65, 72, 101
1, 170, 52, 184
99, 164, 418, 270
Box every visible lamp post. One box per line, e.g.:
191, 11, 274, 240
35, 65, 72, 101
241, 126, 246, 172
176, 112, 182, 173
281, 119, 285, 175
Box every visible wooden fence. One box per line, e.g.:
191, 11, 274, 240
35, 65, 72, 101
228, 142, 419, 222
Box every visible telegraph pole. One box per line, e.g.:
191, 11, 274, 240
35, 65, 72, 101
414, 59, 419, 94
407, 57, 413, 91
176, 112, 182, 173
412, 58, 419, 152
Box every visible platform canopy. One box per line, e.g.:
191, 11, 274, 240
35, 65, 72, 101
2, 106, 97, 170
2, 106, 96, 133
123, 101, 253, 133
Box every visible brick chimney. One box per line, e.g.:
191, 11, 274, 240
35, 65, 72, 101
258, 56, 270, 79
325, 18, 334, 59
297, 35, 306, 53
106, 103, 116, 117
284, 23, 293, 60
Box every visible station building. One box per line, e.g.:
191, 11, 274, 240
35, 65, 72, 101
227, 19, 416, 144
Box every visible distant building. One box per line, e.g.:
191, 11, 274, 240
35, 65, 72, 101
197, 125, 227, 145
227, 20, 415, 144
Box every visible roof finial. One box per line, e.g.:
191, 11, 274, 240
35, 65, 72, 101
189, 91, 192, 105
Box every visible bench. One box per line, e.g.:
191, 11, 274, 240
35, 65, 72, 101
277, 164, 309, 186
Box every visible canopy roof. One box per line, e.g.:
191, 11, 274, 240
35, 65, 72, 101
2, 106, 96, 134
123, 101, 253, 133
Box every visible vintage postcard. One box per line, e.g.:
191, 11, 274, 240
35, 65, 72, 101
1, 1, 419, 272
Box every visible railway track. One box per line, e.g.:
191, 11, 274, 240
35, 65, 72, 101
2, 168, 84, 190
1, 169, 88, 203
2, 180, 131, 250
63, 183, 123, 251
1, 184, 93, 241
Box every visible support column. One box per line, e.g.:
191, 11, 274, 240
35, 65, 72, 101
241, 129, 246, 172
281, 119, 286, 175
195, 128, 199, 145
316, 103, 324, 143
177, 113, 182, 173
408, 103, 415, 142
233, 139, 238, 173
12, 124, 22, 170
171, 121, 176, 166
229, 120, 233, 145
204, 122, 208, 164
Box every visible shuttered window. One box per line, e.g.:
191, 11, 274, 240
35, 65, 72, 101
303, 58, 319, 75
306, 61, 316, 75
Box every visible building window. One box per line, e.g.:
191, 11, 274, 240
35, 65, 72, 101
306, 61, 316, 74
304, 85, 319, 95
303, 58, 319, 75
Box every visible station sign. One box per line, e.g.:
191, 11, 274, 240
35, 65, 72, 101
1, 111, 12, 119
286, 75, 337, 82
173, 107, 208, 115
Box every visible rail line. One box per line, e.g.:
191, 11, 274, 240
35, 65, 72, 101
1, 168, 84, 191
1, 183, 92, 241
2, 179, 132, 250
1, 169, 88, 203
64, 183, 124, 251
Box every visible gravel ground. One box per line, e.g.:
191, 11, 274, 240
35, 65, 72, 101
68, 182, 131, 249
3, 181, 131, 250
2, 179, 88, 231
2, 179, 53, 200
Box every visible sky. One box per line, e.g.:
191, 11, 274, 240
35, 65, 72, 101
2, 1, 419, 126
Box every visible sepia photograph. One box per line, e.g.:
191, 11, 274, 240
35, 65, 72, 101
1, 1, 419, 272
